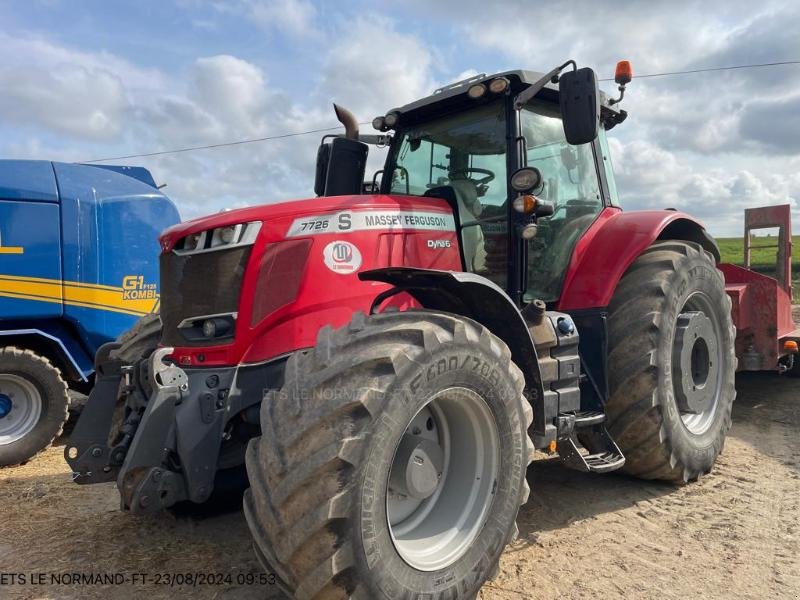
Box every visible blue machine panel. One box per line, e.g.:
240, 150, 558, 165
54, 162, 179, 352
0, 199, 63, 319
0, 159, 180, 380
0, 160, 59, 202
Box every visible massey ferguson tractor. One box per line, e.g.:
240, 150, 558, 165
66, 60, 795, 598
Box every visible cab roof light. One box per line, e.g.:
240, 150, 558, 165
467, 83, 487, 99
488, 77, 510, 94
615, 60, 633, 85
609, 60, 633, 106
383, 112, 399, 128
372, 116, 387, 131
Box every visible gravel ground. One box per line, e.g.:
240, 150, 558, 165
1, 371, 798, 600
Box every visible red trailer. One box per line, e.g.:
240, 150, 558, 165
720, 204, 800, 372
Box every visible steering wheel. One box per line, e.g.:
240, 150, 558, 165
450, 167, 495, 185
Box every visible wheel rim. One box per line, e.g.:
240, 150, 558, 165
0, 374, 42, 445
673, 292, 724, 435
386, 387, 500, 571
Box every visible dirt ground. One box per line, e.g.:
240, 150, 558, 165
1, 372, 798, 600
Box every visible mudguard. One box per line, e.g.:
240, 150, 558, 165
0, 327, 92, 381
359, 267, 551, 442
558, 208, 720, 311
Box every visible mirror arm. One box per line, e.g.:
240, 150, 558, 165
513, 60, 576, 110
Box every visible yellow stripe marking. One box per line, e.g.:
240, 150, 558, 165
0, 247, 24, 254
0, 273, 121, 292
0, 274, 157, 316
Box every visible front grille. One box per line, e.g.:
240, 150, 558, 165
160, 246, 252, 346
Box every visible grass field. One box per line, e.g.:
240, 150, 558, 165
716, 235, 800, 299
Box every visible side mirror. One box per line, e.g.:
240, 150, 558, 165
314, 137, 369, 197
559, 67, 600, 145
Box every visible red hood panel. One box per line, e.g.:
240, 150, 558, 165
160, 194, 450, 251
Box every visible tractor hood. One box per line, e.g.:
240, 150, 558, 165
159, 194, 454, 252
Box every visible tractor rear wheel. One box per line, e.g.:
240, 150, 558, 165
0, 347, 69, 467
244, 310, 534, 599
606, 240, 736, 483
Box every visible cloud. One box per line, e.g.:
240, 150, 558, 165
739, 95, 800, 154
1, 1, 799, 237
0, 64, 129, 139
237, 0, 319, 36
607, 135, 800, 234
317, 15, 436, 118
0, 31, 165, 140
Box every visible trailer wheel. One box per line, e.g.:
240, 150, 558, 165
606, 241, 736, 483
244, 310, 534, 598
0, 347, 69, 467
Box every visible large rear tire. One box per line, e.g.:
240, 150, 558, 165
244, 310, 534, 598
606, 241, 736, 483
0, 347, 69, 467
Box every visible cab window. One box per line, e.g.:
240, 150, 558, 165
521, 100, 603, 302
389, 101, 508, 287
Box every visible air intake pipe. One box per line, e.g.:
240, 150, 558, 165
333, 103, 359, 140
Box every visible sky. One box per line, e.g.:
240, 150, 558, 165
0, 0, 799, 236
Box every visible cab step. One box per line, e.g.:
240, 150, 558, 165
555, 411, 626, 474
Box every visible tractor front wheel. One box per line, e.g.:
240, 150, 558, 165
244, 310, 534, 598
606, 240, 736, 483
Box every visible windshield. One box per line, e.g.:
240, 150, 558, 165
388, 101, 508, 286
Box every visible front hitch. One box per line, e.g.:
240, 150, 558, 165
65, 342, 129, 484
65, 346, 190, 512
117, 347, 190, 511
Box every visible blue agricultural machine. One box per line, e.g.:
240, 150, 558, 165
0, 160, 179, 466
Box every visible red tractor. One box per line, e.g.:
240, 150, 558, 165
68, 61, 757, 598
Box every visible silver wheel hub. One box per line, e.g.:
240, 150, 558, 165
0, 374, 42, 445
386, 387, 500, 571
673, 295, 724, 435
673, 311, 719, 415
389, 435, 444, 500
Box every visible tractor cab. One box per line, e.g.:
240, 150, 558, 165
316, 64, 630, 306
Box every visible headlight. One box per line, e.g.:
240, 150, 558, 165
175, 221, 261, 255
202, 319, 217, 338
510, 167, 542, 192
178, 313, 236, 342
183, 232, 203, 252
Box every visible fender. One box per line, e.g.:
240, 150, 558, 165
0, 327, 92, 381
359, 267, 550, 440
558, 208, 720, 311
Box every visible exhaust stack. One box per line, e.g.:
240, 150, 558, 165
333, 104, 359, 140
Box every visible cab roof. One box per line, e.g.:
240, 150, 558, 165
389, 69, 624, 129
